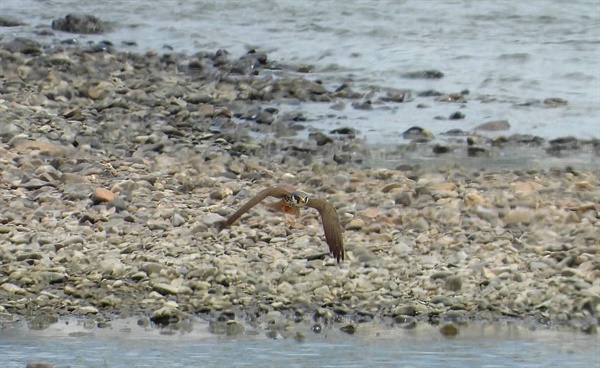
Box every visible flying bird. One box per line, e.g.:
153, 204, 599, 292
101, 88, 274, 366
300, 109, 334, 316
218, 186, 345, 262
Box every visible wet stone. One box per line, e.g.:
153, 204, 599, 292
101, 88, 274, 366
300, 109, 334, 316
26, 362, 56, 368
225, 321, 245, 336
433, 144, 453, 154
439, 323, 460, 337
474, 120, 510, 132
340, 324, 356, 335
402, 69, 444, 79
153, 282, 181, 295
3, 37, 41, 55
51, 14, 111, 34
448, 111, 465, 120
309, 132, 333, 146
27, 315, 59, 330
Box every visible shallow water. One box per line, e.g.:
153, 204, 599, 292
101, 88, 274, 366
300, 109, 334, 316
1, 317, 599, 368
1, 0, 599, 143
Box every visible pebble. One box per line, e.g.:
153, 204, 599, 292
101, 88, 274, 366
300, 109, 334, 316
91, 188, 116, 203
78, 306, 99, 314
345, 219, 364, 230
153, 283, 181, 296
210, 187, 233, 200
1, 283, 26, 294
444, 276, 463, 291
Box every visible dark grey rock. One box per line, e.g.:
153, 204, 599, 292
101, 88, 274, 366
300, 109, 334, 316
402, 126, 432, 141
333, 153, 351, 164
394, 192, 413, 206
340, 324, 356, 335
0, 16, 26, 27
402, 69, 444, 79
418, 89, 444, 97
544, 97, 568, 107
352, 100, 373, 110
441, 129, 468, 136
2, 37, 41, 55
433, 144, 452, 154
330, 127, 358, 138
467, 146, 488, 157
52, 14, 111, 34
255, 110, 275, 125
449, 111, 465, 120
394, 315, 418, 329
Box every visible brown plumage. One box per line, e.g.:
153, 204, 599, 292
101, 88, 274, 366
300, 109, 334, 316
218, 186, 345, 262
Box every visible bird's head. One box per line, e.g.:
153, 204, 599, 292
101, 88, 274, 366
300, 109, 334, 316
285, 191, 309, 208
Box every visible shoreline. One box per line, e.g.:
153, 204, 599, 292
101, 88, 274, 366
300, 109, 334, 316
0, 26, 598, 337
4, 314, 598, 368
1, 312, 596, 342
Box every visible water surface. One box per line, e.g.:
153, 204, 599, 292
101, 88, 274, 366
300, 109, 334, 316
1, 317, 599, 368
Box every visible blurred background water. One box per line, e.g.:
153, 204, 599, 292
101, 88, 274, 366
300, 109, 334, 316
1, 0, 599, 143
1, 317, 599, 368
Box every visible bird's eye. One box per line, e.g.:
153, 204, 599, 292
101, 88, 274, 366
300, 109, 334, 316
288, 193, 308, 205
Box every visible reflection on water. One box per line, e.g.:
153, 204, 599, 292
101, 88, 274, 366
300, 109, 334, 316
1, 317, 598, 368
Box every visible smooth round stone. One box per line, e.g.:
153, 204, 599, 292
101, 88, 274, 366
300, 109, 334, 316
1, 283, 26, 294
77, 306, 99, 314
439, 323, 460, 337
345, 219, 364, 231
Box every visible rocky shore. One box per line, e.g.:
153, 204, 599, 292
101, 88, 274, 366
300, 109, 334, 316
0, 15, 599, 339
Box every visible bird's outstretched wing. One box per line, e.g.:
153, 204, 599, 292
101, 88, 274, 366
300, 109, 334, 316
218, 186, 290, 231
306, 198, 345, 262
